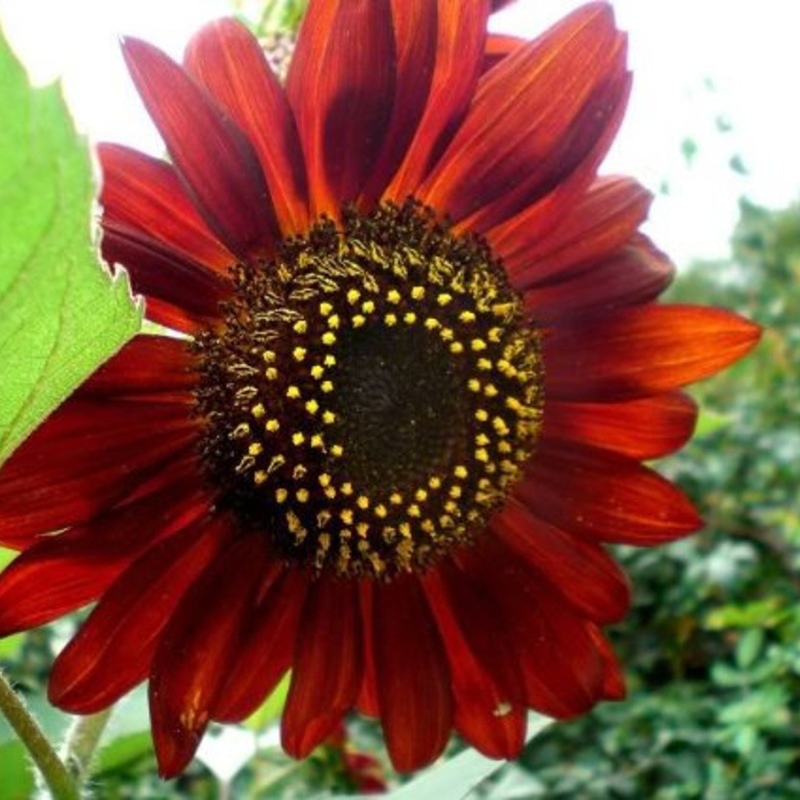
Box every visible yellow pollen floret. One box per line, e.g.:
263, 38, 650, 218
475, 408, 489, 422
321, 331, 337, 346
477, 358, 493, 371
296, 489, 309, 503
310, 434, 325, 449
384, 313, 397, 326
341, 509, 354, 525
424, 317, 440, 330
475, 448, 490, 462
352, 315, 366, 328
356, 496, 370, 510
475, 433, 491, 447
232, 423, 250, 439
286, 385, 301, 399
386, 289, 401, 304
362, 300, 376, 314
331, 444, 344, 457
356, 522, 370, 538
389, 492, 403, 505
293, 320, 308, 334
404, 312, 417, 325
408, 504, 421, 518
266, 367, 278, 381
347, 289, 361, 304
449, 485, 462, 499
468, 379, 481, 393
251, 403, 265, 419
488, 327, 503, 342
263, 350, 277, 363
324, 354, 337, 367
327, 314, 340, 329
319, 302, 333, 316
411, 286, 425, 300
293, 347, 307, 361
248, 442, 263, 456
458, 311, 476, 324
471, 339, 487, 352
341, 482, 353, 495
322, 410, 337, 425
292, 432, 305, 446
253, 470, 268, 485
450, 342, 464, 354
275, 488, 288, 503
374, 504, 388, 518
305, 399, 319, 414
415, 489, 428, 502
428, 476, 442, 490
484, 383, 499, 397
454, 465, 469, 479
324, 486, 337, 499
319, 473, 332, 487
321, 380, 334, 393
437, 293, 453, 306
310, 364, 325, 379
265, 418, 280, 433
440, 328, 454, 341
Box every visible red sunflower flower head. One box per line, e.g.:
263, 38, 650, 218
0, 0, 760, 781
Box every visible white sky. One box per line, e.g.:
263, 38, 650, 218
1, 0, 797, 266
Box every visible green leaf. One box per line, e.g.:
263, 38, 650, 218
0, 26, 141, 467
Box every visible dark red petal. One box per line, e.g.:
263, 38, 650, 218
545, 305, 762, 401
590, 626, 626, 701
0, 473, 208, 635
496, 176, 652, 289
49, 516, 232, 713
76, 334, 196, 400
150, 535, 269, 778
98, 143, 234, 273
0, 398, 197, 547
356, 581, 379, 717
359, 0, 438, 203
282, 578, 363, 758
373, 575, 453, 772
384, 0, 490, 200
491, 500, 631, 623
212, 568, 309, 722
101, 225, 228, 333
420, 4, 626, 228
287, 0, 396, 215
423, 565, 526, 759
491, 0, 517, 10
543, 392, 698, 459
482, 33, 524, 74
184, 19, 310, 235
516, 440, 702, 545
122, 37, 276, 257
457, 537, 607, 718
523, 237, 674, 325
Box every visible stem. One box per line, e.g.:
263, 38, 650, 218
0, 669, 78, 800
61, 708, 114, 787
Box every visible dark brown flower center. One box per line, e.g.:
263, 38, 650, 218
194, 200, 544, 579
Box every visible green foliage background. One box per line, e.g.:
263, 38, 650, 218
1, 0, 798, 797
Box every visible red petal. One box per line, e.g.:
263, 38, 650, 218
359, 0, 438, 203
287, 0, 396, 216
543, 392, 698, 459
76, 334, 196, 400
184, 19, 309, 235
101, 225, 228, 333
150, 535, 269, 778
373, 575, 453, 772
0, 398, 196, 547
457, 537, 607, 718
491, 500, 631, 623
281, 578, 363, 757
212, 568, 309, 722
545, 305, 762, 401
356, 581, 379, 717
122, 37, 276, 257
420, 4, 626, 228
482, 33, 524, 74
0, 472, 208, 635
496, 176, 652, 288
516, 440, 702, 545
98, 143, 234, 273
523, 237, 674, 325
423, 565, 526, 759
383, 0, 490, 200
49, 516, 232, 713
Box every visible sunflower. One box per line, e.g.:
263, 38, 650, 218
0, 0, 759, 779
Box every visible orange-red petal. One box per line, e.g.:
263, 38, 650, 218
545, 304, 762, 401
287, 0, 396, 216
383, 0, 490, 201
419, 4, 626, 229
373, 575, 453, 771
49, 517, 232, 714
149, 535, 269, 778
282, 577, 363, 757
543, 392, 698, 459
184, 19, 310, 235
516, 440, 702, 545
122, 37, 277, 257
